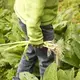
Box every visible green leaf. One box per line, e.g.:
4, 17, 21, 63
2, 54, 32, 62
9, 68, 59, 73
53, 21, 67, 33
1, 52, 21, 66
43, 62, 58, 80
58, 68, 74, 80
75, 71, 80, 80
65, 68, 74, 80
19, 72, 39, 80
61, 53, 80, 68
58, 69, 68, 80
71, 40, 80, 59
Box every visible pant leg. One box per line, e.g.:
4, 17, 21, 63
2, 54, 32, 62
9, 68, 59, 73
36, 24, 55, 76
17, 45, 37, 74
36, 47, 54, 76
19, 19, 27, 35
40, 24, 54, 41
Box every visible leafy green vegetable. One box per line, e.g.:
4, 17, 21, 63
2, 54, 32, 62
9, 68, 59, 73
0, 0, 80, 80
58, 69, 68, 80
19, 72, 39, 80
75, 71, 80, 80
58, 68, 74, 80
43, 62, 58, 80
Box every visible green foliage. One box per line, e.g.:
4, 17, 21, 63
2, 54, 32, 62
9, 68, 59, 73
58, 0, 80, 23
0, 0, 80, 80
42, 63, 80, 80
0, 0, 26, 79
19, 72, 39, 80
58, 68, 74, 80
60, 23, 80, 68
43, 62, 58, 80
6, 68, 16, 80
75, 71, 80, 80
